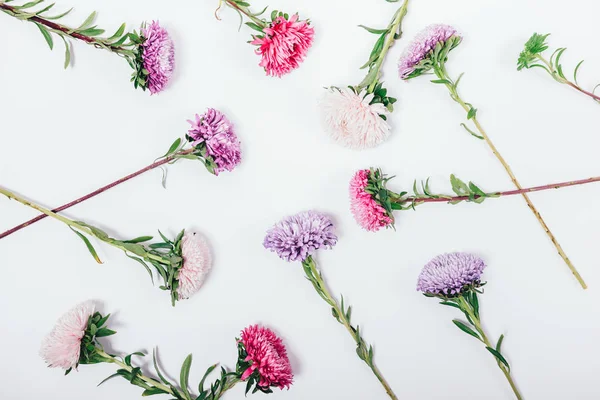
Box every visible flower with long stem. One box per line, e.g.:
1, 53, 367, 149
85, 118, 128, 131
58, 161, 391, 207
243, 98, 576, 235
0, 108, 241, 240
216, 0, 314, 77
263, 211, 398, 400
0, 187, 212, 306
398, 24, 588, 289
41, 302, 293, 398
350, 168, 600, 232
320, 0, 410, 149
517, 33, 600, 103
0, 0, 174, 93
418, 253, 523, 399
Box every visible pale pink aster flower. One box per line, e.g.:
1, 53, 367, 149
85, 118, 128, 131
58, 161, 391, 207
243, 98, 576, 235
177, 232, 212, 300
350, 169, 393, 231
320, 87, 391, 149
251, 14, 314, 77
398, 24, 459, 80
239, 325, 293, 390
141, 21, 175, 94
40, 301, 95, 370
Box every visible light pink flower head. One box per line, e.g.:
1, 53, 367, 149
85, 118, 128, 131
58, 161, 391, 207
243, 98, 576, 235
398, 24, 459, 80
40, 301, 95, 370
251, 14, 314, 77
320, 87, 391, 149
177, 232, 212, 300
350, 169, 393, 232
239, 325, 293, 390
141, 21, 175, 94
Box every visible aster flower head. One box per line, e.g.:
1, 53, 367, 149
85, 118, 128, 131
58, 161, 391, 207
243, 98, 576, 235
398, 24, 461, 80
133, 21, 175, 94
350, 169, 395, 232
320, 87, 391, 149
40, 302, 115, 372
251, 12, 315, 77
417, 252, 486, 297
237, 325, 293, 392
186, 108, 242, 175
176, 232, 212, 300
263, 211, 337, 262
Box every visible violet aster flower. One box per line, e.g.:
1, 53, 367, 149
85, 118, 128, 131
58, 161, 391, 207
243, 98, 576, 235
238, 325, 294, 391
417, 252, 485, 296
398, 24, 460, 80
187, 108, 242, 175
263, 211, 337, 262
140, 21, 175, 94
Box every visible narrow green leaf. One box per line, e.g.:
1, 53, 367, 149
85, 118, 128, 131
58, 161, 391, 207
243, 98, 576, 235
199, 364, 218, 392
107, 23, 126, 41
142, 387, 168, 396
180, 354, 193, 400
467, 107, 477, 120
430, 79, 451, 84
123, 236, 153, 244
79, 28, 105, 37
573, 59, 585, 85
70, 227, 103, 263
61, 36, 71, 68
95, 328, 116, 337
152, 349, 171, 386
245, 22, 263, 32
97, 372, 120, 387
77, 11, 97, 30
496, 334, 505, 353
125, 254, 154, 284
452, 320, 481, 341
486, 346, 510, 371
439, 301, 461, 310
35, 23, 53, 50
358, 25, 389, 35
45, 7, 73, 20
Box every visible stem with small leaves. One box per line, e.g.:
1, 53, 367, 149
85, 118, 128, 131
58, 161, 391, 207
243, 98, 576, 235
433, 64, 587, 289
222, 0, 268, 29
455, 297, 523, 400
534, 55, 600, 102
302, 256, 398, 400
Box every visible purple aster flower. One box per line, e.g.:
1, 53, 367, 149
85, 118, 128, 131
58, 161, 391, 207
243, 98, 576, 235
141, 21, 174, 94
398, 24, 459, 80
264, 211, 338, 262
187, 109, 242, 175
417, 252, 485, 296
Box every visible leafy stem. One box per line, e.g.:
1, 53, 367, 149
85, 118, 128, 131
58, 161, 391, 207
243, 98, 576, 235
429, 49, 587, 289
221, 0, 268, 30
301, 256, 398, 400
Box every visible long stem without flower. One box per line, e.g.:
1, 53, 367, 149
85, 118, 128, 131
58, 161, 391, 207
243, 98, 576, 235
0, 186, 170, 265
0, 3, 132, 56
534, 55, 600, 102
435, 64, 587, 289
302, 256, 398, 400
401, 175, 600, 206
0, 148, 194, 240
456, 297, 523, 400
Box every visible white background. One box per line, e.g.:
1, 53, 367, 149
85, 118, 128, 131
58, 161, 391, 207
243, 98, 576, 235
1, 0, 599, 399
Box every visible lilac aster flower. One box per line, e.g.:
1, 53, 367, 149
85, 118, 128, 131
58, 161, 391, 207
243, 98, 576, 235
264, 211, 338, 262
187, 109, 242, 175
398, 24, 459, 80
141, 21, 175, 94
417, 252, 485, 296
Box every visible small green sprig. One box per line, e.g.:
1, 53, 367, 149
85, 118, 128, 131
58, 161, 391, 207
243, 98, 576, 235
517, 32, 600, 103
65, 311, 116, 375
0, 0, 149, 89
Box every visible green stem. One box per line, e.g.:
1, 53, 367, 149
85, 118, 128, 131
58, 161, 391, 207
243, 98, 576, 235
96, 349, 175, 396
434, 65, 587, 290
224, 0, 268, 29
0, 186, 169, 265
534, 55, 600, 102
456, 298, 523, 400
303, 257, 398, 400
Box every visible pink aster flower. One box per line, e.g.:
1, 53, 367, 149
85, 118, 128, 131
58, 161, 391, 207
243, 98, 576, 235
40, 301, 95, 370
320, 87, 391, 149
239, 325, 293, 390
141, 21, 175, 94
350, 169, 393, 231
251, 14, 314, 77
398, 24, 459, 80
177, 232, 212, 300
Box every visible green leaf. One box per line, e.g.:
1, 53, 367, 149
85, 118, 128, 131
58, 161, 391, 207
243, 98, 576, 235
452, 320, 481, 341
161, 137, 182, 159
152, 349, 171, 386
573, 60, 585, 85
61, 36, 71, 68
180, 354, 193, 400
142, 387, 168, 396
45, 7, 73, 20
35, 23, 53, 50
123, 236, 153, 244
358, 25, 388, 35
70, 227, 103, 264
450, 174, 469, 196
77, 11, 97, 30
95, 328, 116, 337
125, 254, 154, 284
467, 107, 477, 120
430, 79, 451, 84
496, 334, 505, 353
79, 28, 105, 37
245, 22, 263, 32
199, 363, 218, 392
439, 301, 461, 310
107, 23, 126, 41
97, 372, 120, 387
486, 346, 510, 371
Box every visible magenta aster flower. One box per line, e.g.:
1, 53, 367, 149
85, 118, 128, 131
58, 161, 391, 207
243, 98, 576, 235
40, 301, 95, 370
398, 24, 459, 80
177, 232, 212, 300
251, 14, 314, 77
141, 21, 175, 94
263, 211, 337, 262
187, 109, 242, 175
417, 252, 486, 296
239, 325, 293, 390
350, 169, 393, 232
